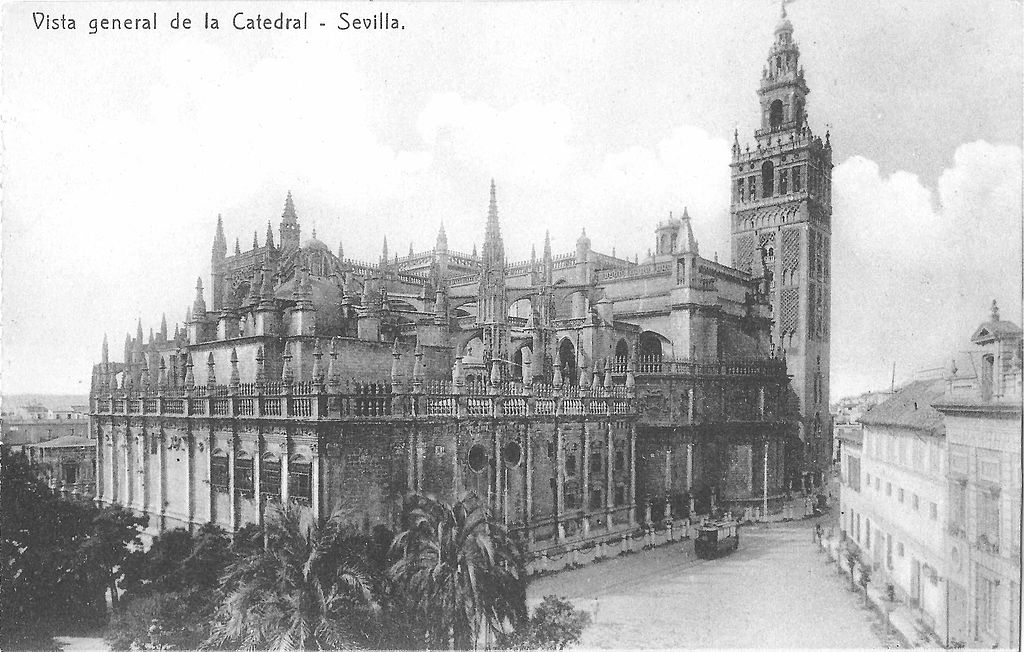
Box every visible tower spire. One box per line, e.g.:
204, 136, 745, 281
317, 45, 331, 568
279, 191, 300, 251
266, 220, 275, 249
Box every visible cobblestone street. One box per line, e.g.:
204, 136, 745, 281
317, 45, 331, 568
528, 518, 894, 649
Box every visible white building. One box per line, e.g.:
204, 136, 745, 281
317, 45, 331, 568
841, 378, 949, 637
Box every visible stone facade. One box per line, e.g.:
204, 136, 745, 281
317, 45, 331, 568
91, 13, 810, 554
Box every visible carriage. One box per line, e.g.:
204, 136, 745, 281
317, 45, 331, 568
694, 519, 740, 558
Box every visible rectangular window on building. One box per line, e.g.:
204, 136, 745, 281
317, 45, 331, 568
590, 452, 602, 474
289, 461, 312, 503
793, 167, 802, 191
912, 439, 924, 469
875, 477, 880, 491
614, 450, 625, 471
848, 456, 861, 492
865, 519, 872, 548
886, 482, 892, 497
912, 493, 919, 510
856, 513, 861, 542
235, 456, 254, 495
898, 488, 904, 503
949, 484, 966, 534
866, 471, 872, 486
977, 489, 1000, 551
261, 457, 281, 497
748, 176, 756, 199
930, 501, 938, 520
929, 442, 940, 474
565, 453, 578, 477
565, 488, 581, 510
589, 489, 603, 510
976, 570, 998, 637
886, 533, 893, 569
211, 454, 229, 490
62, 463, 78, 485
615, 485, 625, 506
780, 169, 788, 194
737, 179, 745, 202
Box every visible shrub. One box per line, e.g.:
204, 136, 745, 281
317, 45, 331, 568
105, 589, 215, 651
500, 595, 591, 650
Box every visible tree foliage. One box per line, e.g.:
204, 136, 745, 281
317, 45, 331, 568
388, 493, 528, 649
206, 503, 382, 650
499, 595, 591, 650
1, 452, 146, 649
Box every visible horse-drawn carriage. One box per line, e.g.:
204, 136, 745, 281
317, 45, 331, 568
694, 518, 740, 558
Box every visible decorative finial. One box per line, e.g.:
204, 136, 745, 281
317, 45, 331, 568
991, 299, 1000, 322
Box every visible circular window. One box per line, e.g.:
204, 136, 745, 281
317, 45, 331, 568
468, 444, 488, 473
503, 441, 523, 468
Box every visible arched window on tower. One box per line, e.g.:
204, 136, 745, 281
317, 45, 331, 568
761, 161, 775, 198
769, 100, 784, 129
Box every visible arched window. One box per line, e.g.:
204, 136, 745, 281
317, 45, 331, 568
235, 451, 254, 494
769, 100, 784, 128
261, 453, 281, 497
211, 450, 229, 490
558, 339, 577, 385
289, 455, 312, 503
615, 339, 630, 370
761, 161, 775, 198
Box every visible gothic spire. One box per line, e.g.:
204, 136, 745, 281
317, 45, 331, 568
192, 277, 207, 316
160, 314, 168, 340
101, 333, 109, 364
279, 191, 300, 250
380, 237, 389, 268
482, 179, 504, 265
266, 220, 275, 249
679, 207, 699, 254
252, 231, 259, 249
213, 214, 227, 258
235, 238, 242, 255
338, 240, 344, 260
435, 223, 448, 251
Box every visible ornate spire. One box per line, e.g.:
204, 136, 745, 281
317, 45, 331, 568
281, 343, 294, 383
206, 352, 216, 388
101, 333, 109, 364
256, 346, 266, 384
312, 339, 325, 384
327, 338, 341, 388
213, 214, 227, 258
266, 220, 275, 249
160, 314, 168, 341
158, 356, 168, 390
435, 223, 448, 251
184, 353, 195, 389
229, 348, 240, 387
279, 191, 300, 250
991, 299, 1000, 322
380, 237, 389, 268
337, 239, 344, 260
679, 207, 699, 254
235, 238, 242, 255
252, 231, 259, 250
412, 338, 424, 387
192, 277, 207, 317
390, 339, 402, 392
482, 179, 504, 266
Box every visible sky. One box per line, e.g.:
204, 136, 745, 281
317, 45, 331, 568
2, 0, 1021, 399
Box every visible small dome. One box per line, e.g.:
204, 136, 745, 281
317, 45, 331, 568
302, 236, 331, 252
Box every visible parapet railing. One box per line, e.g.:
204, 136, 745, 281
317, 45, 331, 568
91, 380, 637, 421
611, 355, 787, 378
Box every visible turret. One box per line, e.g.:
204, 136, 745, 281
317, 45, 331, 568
254, 268, 280, 336
279, 191, 300, 252
543, 230, 553, 285
189, 277, 208, 345
288, 267, 316, 336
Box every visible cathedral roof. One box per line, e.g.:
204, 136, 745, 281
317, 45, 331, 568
274, 275, 344, 333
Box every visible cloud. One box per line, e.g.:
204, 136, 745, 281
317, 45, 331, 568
830, 140, 1022, 398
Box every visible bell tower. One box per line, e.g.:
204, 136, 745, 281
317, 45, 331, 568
729, 4, 833, 484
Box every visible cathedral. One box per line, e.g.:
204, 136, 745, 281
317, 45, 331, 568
91, 8, 832, 553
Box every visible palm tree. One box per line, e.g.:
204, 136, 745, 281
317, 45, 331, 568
206, 503, 381, 650
388, 493, 528, 650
